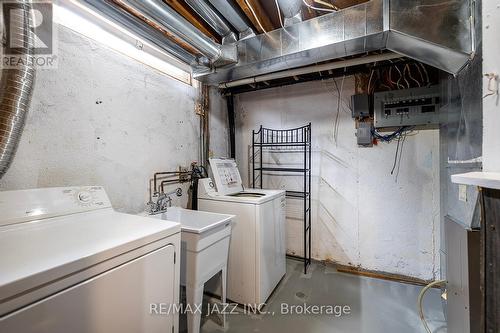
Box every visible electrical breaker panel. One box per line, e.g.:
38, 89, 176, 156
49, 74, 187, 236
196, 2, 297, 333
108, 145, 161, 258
374, 86, 440, 129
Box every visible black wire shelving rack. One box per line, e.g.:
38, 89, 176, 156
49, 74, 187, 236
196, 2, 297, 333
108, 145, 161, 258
252, 123, 312, 274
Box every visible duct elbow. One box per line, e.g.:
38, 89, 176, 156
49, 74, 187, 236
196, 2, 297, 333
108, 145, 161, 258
238, 28, 255, 40
212, 44, 238, 67
222, 32, 238, 45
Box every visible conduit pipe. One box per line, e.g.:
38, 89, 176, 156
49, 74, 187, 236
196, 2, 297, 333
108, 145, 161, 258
0, 0, 36, 179
184, 0, 237, 44
219, 52, 401, 88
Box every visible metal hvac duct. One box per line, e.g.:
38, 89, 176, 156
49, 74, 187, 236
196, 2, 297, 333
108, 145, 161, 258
81, 0, 203, 68
184, 0, 237, 44
0, 0, 36, 179
116, 0, 237, 66
206, 0, 255, 39
277, 0, 303, 26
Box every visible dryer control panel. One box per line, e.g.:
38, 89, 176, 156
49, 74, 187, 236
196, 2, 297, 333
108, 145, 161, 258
0, 186, 112, 227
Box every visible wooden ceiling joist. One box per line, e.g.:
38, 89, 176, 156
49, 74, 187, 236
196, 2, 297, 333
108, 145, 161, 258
333, 0, 368, 9
234, 0, 276, 33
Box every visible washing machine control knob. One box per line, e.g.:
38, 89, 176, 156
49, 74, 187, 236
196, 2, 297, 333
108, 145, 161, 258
77, 191, 92, 204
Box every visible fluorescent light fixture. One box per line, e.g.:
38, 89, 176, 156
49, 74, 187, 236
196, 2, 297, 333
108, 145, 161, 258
53, 1, 192, 84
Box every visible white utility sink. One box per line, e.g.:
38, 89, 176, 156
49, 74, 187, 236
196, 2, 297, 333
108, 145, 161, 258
143, 207, 234, 333
159, 206, 232, 234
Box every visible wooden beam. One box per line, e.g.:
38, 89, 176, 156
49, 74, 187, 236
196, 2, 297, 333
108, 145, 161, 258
333, 0, 368, 9
234, 0, 276, 33
303, 0, 369, 19
315, 0, 340, 10
336, 263, 437, 287
163, 0, 221, 43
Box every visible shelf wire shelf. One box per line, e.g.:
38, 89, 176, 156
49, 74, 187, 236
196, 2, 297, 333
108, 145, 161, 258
252, 123, 312, 274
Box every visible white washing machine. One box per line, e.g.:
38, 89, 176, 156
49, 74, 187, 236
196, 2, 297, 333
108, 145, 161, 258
198, 158, 286, 307
0, 186, 181, 333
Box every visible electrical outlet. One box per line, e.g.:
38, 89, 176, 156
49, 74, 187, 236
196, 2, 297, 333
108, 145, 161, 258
459, 184, 467, 202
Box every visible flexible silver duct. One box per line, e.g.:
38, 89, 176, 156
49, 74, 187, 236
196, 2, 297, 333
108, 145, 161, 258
184, 0, 237, 44
119, 0, 236, 65
0, 1, 36, 179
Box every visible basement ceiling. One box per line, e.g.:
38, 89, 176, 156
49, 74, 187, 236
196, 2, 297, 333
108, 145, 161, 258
174, 0, 371, 36
94, 0, 374, 48
83, 0, 475, 85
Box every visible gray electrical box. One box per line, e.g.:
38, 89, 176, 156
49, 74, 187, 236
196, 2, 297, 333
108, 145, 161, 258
351, 94, 370, 118
356, 122, 373, 147
374, 86, 440, 128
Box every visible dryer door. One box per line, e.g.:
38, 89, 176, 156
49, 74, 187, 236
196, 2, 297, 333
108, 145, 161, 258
1, 244, 177, 333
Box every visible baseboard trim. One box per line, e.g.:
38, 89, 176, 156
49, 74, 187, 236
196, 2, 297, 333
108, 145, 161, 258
334, 263, 436, 287
286, 254, 437, 287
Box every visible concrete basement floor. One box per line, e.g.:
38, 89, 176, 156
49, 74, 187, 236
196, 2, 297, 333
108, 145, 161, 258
180, 259, 446, 333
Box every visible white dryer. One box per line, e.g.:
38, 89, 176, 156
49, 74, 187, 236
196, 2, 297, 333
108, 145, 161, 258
0, 186, 181, 333
198, 158, 286, 307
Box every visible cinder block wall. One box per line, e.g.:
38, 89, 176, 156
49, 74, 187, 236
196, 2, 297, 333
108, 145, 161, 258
234, 79, 440, 280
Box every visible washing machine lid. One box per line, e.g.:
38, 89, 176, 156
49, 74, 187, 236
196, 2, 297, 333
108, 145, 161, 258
0, 188, 180, 314
200, 188, 285, 204
209, 158, 244, 195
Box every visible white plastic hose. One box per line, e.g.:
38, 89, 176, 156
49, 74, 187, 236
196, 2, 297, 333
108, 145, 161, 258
417, 280, 447, 333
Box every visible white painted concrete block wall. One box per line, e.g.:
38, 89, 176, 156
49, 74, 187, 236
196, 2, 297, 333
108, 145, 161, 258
0, 26, 215, 213
483, 1, 500, 172
209, 88, 229, 158
235, 79, 440, 280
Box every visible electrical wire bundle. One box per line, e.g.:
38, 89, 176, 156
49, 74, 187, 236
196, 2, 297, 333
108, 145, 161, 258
371, 126, 414, 143
372, 126, 416, 181
367, 62, 430, 94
